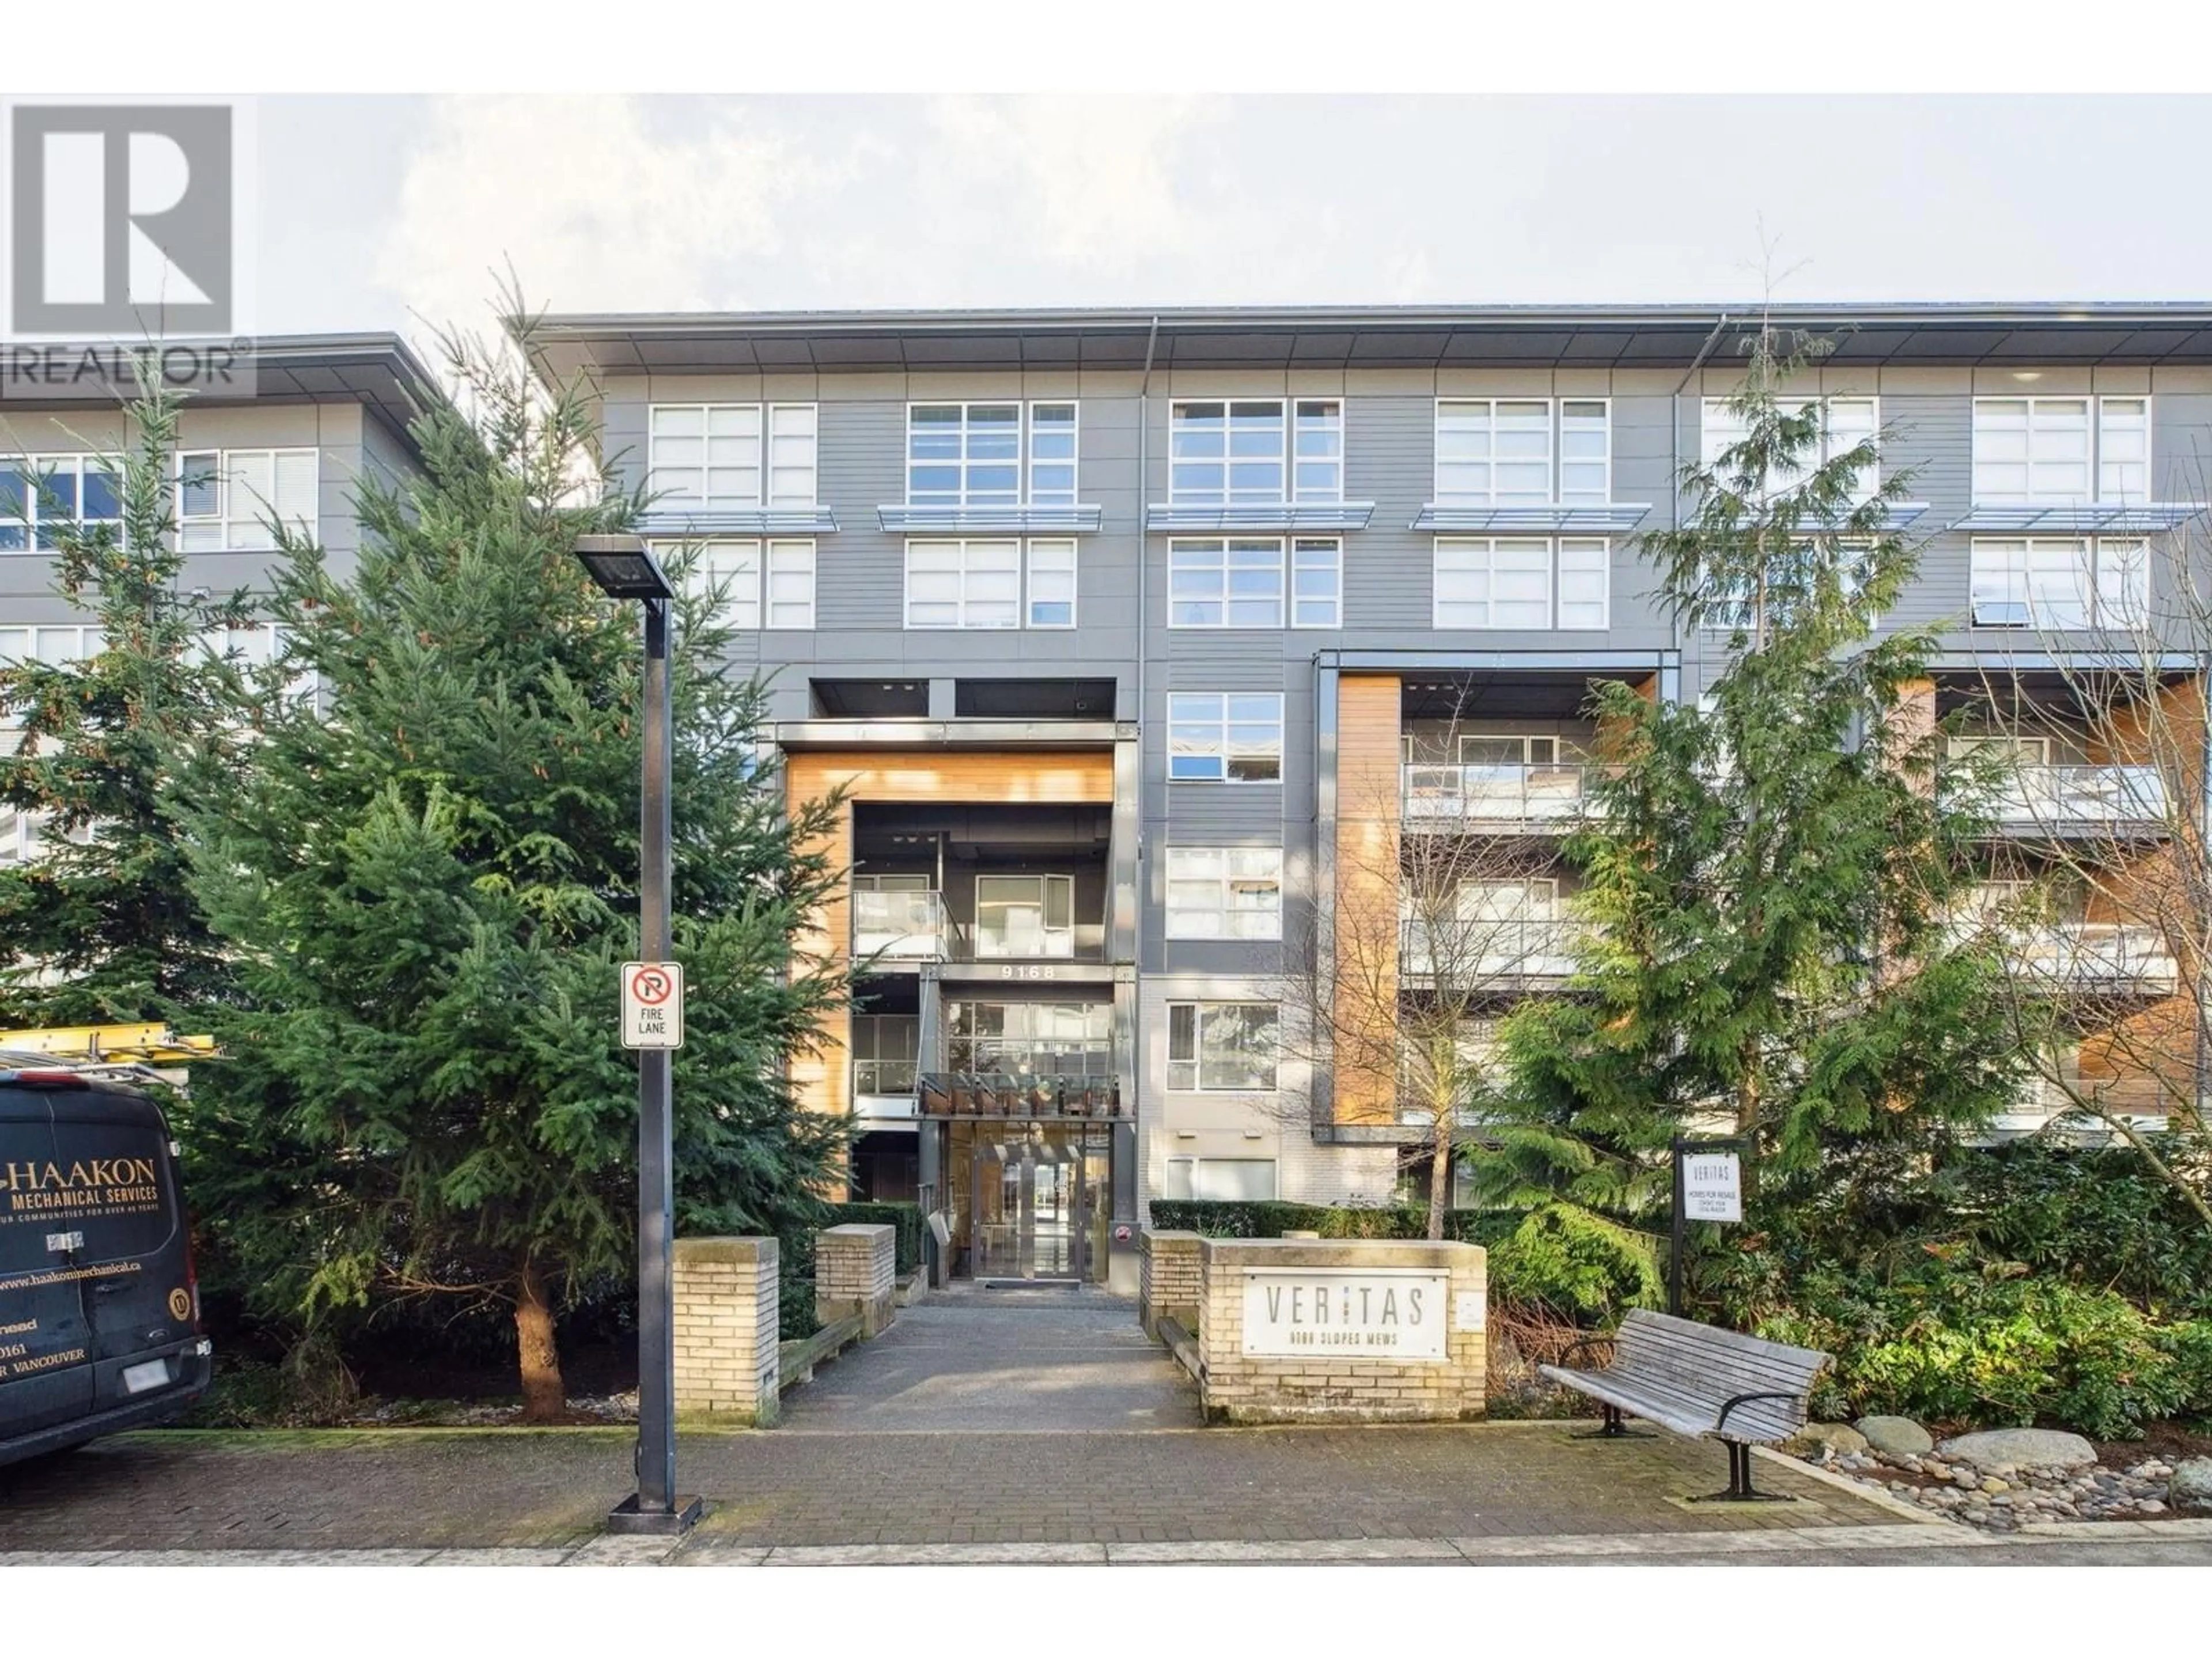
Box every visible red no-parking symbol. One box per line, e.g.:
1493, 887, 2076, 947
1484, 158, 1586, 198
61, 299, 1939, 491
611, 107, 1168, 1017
620, 960, 684, 1050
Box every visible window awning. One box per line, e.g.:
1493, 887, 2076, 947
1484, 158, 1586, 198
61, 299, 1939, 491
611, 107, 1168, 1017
1949, 502, 2206, 533
1143, 502, 1376, 533
637, 507, 840, 537
877, 504, 1104, 533
1412, 503, 1652, 533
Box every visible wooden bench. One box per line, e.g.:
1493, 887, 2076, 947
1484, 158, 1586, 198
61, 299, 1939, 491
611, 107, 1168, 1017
1538, 1308, 1832, 1501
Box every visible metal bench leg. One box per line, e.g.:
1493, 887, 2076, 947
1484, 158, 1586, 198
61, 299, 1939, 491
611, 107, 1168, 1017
1571, 1402, 1656, 1440
1690, 1441, 1796, 1503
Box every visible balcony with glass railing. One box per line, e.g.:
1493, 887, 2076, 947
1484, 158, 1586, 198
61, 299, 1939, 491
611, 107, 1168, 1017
1401, 763, 1599, 828
1952, 764, 2171, 834
1397, 917, 1584, 985
918, 1039, 1124, 1120
1972, 1074, 2173, 1145
851, 889, 952, 961
1998, 923, 2179, 996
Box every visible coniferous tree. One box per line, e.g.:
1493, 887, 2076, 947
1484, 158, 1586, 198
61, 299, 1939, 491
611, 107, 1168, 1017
0, 371, 257, 1027
1472, 321, 2028, 1301
176, 306, 850, 1419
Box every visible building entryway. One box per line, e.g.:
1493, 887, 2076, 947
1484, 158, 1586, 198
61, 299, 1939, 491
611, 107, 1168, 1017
777, 1289, 1202, 1433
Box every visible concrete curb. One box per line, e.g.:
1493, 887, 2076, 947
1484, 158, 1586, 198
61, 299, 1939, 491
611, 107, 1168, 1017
18, 1520, 2212, 1567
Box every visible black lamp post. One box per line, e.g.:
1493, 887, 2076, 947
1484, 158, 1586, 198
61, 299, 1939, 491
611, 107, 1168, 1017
574, 533, 700, 1536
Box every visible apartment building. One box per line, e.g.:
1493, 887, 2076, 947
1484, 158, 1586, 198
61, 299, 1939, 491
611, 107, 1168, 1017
526, 303, 2212, 1293
0, 335, 437, 866
6, 309, 2203, 1296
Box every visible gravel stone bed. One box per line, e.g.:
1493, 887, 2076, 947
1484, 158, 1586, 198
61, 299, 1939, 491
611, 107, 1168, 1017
1795, 1441, 2177, 1532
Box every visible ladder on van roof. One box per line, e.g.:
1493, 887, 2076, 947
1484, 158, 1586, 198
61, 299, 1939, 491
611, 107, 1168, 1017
0, 1022, 221, 1066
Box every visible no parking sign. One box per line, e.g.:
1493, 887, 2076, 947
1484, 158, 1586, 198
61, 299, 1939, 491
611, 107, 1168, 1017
620, 961, 684, 1050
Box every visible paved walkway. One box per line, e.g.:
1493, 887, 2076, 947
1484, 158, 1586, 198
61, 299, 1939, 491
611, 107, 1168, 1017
777, 1285, 1202, 1433
13, 1290, 2190, 1564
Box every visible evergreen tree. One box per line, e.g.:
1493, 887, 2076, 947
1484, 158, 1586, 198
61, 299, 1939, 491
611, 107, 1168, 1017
176, 309, 850, 1419
1475, 321, 2027, 1301
0, 371, 258, 1027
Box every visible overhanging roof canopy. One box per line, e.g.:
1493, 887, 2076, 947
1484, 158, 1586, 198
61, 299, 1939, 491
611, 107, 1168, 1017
527, 303, 2212, 380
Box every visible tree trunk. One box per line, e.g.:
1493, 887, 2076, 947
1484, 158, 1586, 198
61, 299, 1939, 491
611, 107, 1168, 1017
514, 1257, 566, 1423
1427, 1111, 1451, 1241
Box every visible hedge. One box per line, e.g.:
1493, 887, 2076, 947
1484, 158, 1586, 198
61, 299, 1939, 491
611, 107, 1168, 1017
825, 1200, 924, 1277
1146, 1199, 1513, 1247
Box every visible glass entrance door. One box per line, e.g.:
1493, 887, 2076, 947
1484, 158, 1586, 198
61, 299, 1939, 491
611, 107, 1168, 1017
973, 1130, 1088, 1281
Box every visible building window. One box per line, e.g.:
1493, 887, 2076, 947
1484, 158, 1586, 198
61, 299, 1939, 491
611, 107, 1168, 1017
907, 403, 1077, 507
663, 539, 816, 631
1027, 539, 1077, 627
1701, 395, 1878, 502
1168, 693, 1283, 782
1972, 396, 2148, 505
1165, 846, 1283, 940
1291, 537, 1342, 627
1169, 400, 1343, 506
1161, 1157, 1278, 1200
1028, 404, 1078, 507
946, 999, 1112, 1074
1435, 399, 1611, 506
1970, 537, 2146, 629
0, 456, 125, 552
648, 404, 816, 511
1166, 1001, 1279, 1092
1169, 538, 1282, 627
0, 623, 104, 665
177, 448, 317, 551
1434, 537, 1608, 630
904, 539, 1020, 628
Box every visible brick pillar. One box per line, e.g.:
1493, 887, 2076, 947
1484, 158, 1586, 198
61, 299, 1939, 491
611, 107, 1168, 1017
672, 1237, 779, 1427
816, 1222, 896, 1336
1139, 1229, 1203, 1339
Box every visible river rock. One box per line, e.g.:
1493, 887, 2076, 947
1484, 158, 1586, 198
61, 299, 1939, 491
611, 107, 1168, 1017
1938, 1429, 2097, 1470
2171, 1458, 2212, 1516
1855, 1415, 1934, 1457
1786, 1422, 1868, 1457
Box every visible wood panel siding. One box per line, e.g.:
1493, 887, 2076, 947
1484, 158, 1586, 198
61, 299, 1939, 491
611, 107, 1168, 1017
1334, 675, 1403, 1125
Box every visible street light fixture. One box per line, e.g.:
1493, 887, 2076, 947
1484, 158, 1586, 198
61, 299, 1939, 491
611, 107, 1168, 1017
574, 532, 700, 1536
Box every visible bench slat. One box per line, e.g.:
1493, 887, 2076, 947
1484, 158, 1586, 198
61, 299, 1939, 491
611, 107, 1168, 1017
1541, 1308, 1831, 1446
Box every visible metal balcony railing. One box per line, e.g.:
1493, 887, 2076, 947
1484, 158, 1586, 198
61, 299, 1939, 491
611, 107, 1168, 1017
916, 1070, 1124, 1119
1955, 764, 2171, 830
1397, 917, 1584, 982
1401, 763, 1599, 827
1972, 1074, 2173, 1145
851, 889, 951, 960
852, 1058, 918, 1097
2003, 923, 2179, 994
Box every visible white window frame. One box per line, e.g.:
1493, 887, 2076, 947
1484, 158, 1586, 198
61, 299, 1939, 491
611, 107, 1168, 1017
1169, 537, 1285, 628
647, 403, 817, 512
1167, 692, 1283, 783
1435, 398, 1616, 507
1969, 537, 2146, 630
1290, 537, 1342, 628
1971, 396, 2149, 506
1025, 539, 1078, 628
1700, 395, 1878, 503
1433, 537, 1609, 631
903, 539, 1024, 630
177, 448, 318, 552
0, 622, 104, 665
1164, 846, 1285, 941
1165, 1001, 1281, 1093
1168, 399, 1343, 506
1161, 1157, 1278, 1201
660, 538, 816, 631
0, 454, 126, 553
904, 402, 1079, 509
763, 541, 816, 629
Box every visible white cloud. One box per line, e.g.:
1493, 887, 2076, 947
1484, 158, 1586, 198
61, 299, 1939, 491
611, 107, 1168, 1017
373, 95, 810, 347
925, 96, 1210, 272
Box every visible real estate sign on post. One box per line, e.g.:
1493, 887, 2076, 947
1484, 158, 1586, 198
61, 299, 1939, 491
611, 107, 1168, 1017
1681, 1151, 1743, 1223
620, 961, 684, 1050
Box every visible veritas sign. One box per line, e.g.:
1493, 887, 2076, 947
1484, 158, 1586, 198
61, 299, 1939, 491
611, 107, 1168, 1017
1240, 1268, 1450, 1361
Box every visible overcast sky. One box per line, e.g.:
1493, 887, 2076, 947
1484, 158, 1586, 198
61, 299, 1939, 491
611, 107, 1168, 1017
254, 95, 2212, 347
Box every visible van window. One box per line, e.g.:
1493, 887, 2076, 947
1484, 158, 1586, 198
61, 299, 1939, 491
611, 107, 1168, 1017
25, 1119, 178, 1266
